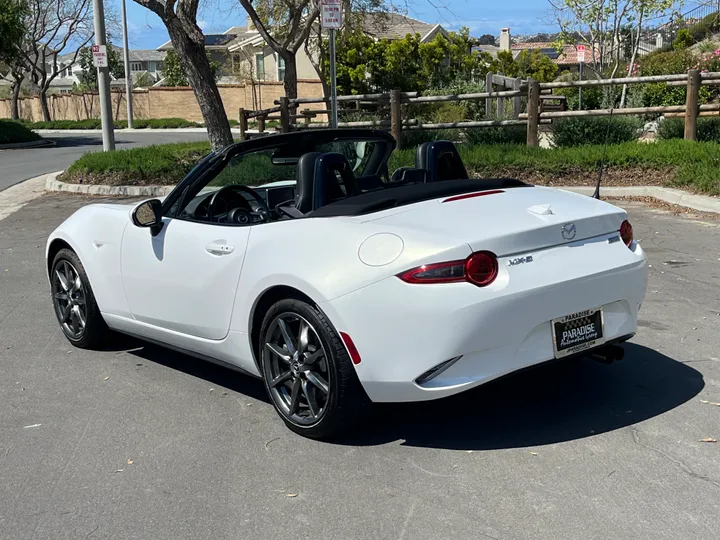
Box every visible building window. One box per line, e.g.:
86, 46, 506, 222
255, 53, 265, 80
277, 55, 285, 81
147, 61, 156, 72
130, 62, 142, 72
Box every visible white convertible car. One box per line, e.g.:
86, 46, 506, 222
46, 129, 648, 439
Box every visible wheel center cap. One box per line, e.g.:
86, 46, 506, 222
291, 361, 301, 374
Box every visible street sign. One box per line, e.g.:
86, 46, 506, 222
321, 0, 342, 29
577, 44, 585, 64
92, 44, 108, 68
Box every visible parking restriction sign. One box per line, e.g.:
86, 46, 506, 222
92, 45, 108, 68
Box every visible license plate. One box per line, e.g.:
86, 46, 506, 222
552, 307, 605, 359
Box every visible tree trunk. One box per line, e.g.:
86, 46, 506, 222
166, 23, 233, 150
10, 80, 21, 120
282, 51, 298, 100
39, 91, 51, 122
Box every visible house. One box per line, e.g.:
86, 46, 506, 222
489, 28, 599, 71
53, 47, 166, 89
156, 12, 448, 85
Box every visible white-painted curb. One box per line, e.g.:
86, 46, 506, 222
45, 172, 173, 197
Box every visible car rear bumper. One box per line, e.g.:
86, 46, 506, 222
320, 236, 648, 403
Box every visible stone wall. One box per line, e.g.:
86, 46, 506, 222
0, 80, 325, 123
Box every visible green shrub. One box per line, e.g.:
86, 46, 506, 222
0, 120, 42, 144
689, 12, 720, 43
658, 116, 720, 142
21, 118, 202, 130
552, 116, 642, 147
673, 29, 694, 50
464, 125, 526, 145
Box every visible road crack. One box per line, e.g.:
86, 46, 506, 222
630, 427, 720, 490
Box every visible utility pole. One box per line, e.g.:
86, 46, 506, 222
92, 0, 115, 150
121, 0, 133, 128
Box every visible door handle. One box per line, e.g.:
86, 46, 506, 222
205, 242, 235, 255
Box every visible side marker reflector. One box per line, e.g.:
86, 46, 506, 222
340, 332, 362, 365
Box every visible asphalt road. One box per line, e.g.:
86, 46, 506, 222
1, 195, 719, 540
0, 131, 212, 191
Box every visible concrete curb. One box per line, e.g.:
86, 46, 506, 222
43, 174, 720, 214
0, 139, 56, 150
557, 186, 720, 214
0, 171, 58, 221
45, 172, 174, 197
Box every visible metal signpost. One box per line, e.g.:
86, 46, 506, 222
321, 0, 342, 128
577, 44, 585, 110
92, 0, 115, 150
121, 0, 134, 128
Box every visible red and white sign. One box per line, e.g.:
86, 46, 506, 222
577, 44, 586, 63
321, 0, 342, 29
92, 44, 108, 68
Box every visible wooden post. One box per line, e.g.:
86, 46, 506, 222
280, 96, 291, 133
486, 72, 494, 119
527, 79, 540, 147
390, 88, 403, 149
513, 78, 522, 118
238, 108, 247, 140
685, 69, 701, 141
258, 115, 266, 133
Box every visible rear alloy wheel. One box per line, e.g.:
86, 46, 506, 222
51, 248, 108, 349
260, 299, 368, 439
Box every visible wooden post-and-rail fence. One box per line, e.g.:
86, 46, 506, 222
238, 70, 720, 148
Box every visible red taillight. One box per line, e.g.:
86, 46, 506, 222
397, 251, 499, 287
340, 332, 362, 365
620, 220, 633, 246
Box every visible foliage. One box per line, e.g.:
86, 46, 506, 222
163, 49, 220, 86
20, 118, 202, 129
552, 116, 642, 147
0, 119, 41, 144
0, 0, 27, 65
77, 39, 125, 90
657, 117, 720, 142
636, 48, 711, 107
688, 11, 720, 43
476, 34, 497, 46
463, 125, 527, 145
673, 28, 694, 50
490, 50, 558, 83
553, 71, 604, 110
332, 27, 493, 94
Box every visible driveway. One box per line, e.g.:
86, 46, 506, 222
0, 195, 719, 540
0, 131, 213, 191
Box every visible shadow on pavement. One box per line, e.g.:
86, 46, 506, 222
46, 136, 130, 148
344, 343, 704, 450
114, 340, 703, 450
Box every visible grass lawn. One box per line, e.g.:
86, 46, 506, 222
61, 139, 720, 196
0, 120, 42, 145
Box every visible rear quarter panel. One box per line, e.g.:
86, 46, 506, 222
47, 204, 134, 318
229, 216, 471, 333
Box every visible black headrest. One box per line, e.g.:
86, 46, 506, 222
416, 141, 468, 182
295, 151, 322, 214
357, 174, 384, 192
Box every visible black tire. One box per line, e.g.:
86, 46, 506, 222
259, 298, 370, 439
50, 248, 109, 349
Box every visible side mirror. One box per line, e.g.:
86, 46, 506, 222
131, 199, 163, 231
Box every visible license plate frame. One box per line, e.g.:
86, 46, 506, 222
552, 307, 606, 359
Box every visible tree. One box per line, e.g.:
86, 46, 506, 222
132, 0, 233, 150
238, 0, 322, 100
476, 34, 496, 45
16, 0, 95, 121
0, 0, 28, 119
550, 0, 682, 80
77, 39, 124, 90
163, 49, 221, 86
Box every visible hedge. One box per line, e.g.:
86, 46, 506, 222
0, 120, 42, 144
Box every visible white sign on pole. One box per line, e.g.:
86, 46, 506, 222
92, 44, 108, 68
577, 44, 586, 64
321, 0, 342, 29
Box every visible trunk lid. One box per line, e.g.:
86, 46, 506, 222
362, 186, 626, 256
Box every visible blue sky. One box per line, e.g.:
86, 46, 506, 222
119, 0, 557, 50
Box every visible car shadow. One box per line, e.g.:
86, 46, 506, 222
46, 136, 130, 147
342, 343, 704, 450
110, 340, 703, 451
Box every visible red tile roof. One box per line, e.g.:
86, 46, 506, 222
511, 42, 600, 65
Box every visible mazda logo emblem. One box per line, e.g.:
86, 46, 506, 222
561, 223, 577, 240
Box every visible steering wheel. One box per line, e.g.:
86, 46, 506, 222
207, 185, 270, 225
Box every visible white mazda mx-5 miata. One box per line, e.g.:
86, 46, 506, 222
46, 129, 648, 439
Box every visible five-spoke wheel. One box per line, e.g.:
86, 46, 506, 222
260, 298, 369, 439
50, 248, 108, 348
